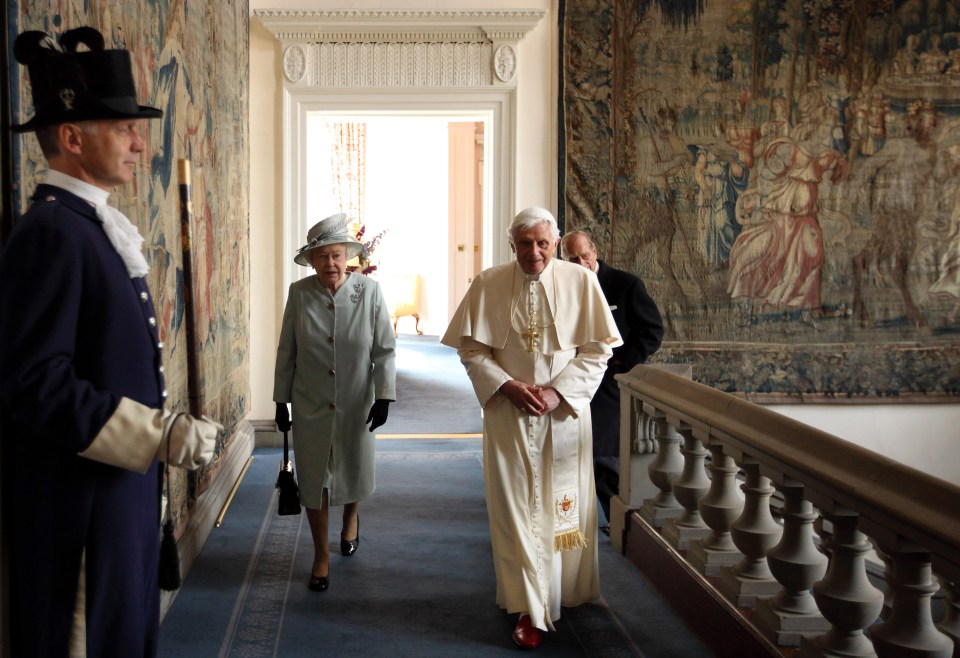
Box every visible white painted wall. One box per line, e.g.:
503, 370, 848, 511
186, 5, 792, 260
769, 404, 960, 484
249, 16, 282, 423
246, 1, 960, 484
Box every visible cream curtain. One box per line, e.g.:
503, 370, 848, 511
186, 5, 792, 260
331, 122, 366, 225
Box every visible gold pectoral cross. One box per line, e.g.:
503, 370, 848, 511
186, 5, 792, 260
522, 319, 541, 353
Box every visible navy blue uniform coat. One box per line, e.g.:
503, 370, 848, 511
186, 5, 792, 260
0, 184, 166, 657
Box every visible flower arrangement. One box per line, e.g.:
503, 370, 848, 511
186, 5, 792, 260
348, 224, 388, 275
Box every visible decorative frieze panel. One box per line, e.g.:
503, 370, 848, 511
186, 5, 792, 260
258, 8, 543, 89
285, 41, 493, 87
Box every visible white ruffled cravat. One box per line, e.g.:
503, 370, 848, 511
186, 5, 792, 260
43, 170, 150, 278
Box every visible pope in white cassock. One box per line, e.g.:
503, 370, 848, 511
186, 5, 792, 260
441, 207, 622, 649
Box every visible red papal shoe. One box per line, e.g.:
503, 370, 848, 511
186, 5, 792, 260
512, 614, 542, 649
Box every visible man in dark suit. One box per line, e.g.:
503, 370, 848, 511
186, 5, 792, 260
561, 231, 664, 532
0, 27, 220, 657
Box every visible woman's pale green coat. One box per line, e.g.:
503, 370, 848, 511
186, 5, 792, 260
274, 272, 397, 508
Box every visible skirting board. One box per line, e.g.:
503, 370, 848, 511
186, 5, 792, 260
622, 511, 782, 658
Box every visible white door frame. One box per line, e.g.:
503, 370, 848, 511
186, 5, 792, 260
282, 89, 512, 298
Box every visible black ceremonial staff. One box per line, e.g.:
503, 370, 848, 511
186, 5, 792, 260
159, 158, 205, 591
177, 159, 203, 420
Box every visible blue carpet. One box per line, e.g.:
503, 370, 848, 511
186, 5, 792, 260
388, 335, 482, 435
158, 337, 713, 657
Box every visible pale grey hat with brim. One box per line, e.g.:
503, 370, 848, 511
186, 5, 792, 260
294, 213, 363, 266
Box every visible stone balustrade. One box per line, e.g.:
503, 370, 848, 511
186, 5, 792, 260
612, 364, 959, 657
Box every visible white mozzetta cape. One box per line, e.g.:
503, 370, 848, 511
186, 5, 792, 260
443, 259, 622, 356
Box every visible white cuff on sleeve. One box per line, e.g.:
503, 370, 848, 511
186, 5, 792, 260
80, 397, 163, 473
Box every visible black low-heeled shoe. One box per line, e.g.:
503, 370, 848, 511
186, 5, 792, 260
340, 517, 360, 557
308, 575, 329, 592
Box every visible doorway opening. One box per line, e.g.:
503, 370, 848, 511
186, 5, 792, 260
283, 89, 515, 339
304, 113, 488, 336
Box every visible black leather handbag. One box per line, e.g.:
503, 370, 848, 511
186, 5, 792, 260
276, 430, 301, 516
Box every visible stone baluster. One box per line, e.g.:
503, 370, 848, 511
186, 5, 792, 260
718, 457, 784, 608
613, 364, 693, 550
869, 543, 954, 657
936, 577, 960, 655
610, 396, 658, 551
687, 440, 744, 577
638, 412, 685, 529
634, 399, 657, 455
662, 425, 711, 551
873, 543, 893, 621
753, 479, 830, 647
799, 509, 884, 658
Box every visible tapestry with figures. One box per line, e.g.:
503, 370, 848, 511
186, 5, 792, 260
8, 0, 251, 516
561, 0, 960, 400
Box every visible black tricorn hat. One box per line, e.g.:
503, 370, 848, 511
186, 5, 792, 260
12, 26, 162, 133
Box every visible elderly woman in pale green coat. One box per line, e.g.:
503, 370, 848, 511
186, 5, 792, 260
274, 213, 397, 593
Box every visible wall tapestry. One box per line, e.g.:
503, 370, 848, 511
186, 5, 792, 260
561, 0, 960, 401
9, 0, 251, 522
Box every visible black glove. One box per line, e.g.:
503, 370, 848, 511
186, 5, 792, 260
366, 399, 391, 431
275, 402, 292, 432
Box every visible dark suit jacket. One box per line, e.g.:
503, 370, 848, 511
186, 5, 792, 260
0, 184, 166, 656
591, 260, 664, 457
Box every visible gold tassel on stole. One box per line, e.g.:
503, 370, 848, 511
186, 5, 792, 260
554, 529, 588, 552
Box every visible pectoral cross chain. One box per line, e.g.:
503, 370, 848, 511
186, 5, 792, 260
523, 281, 542, 353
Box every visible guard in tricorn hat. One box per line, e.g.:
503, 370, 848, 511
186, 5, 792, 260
0, 26, 221, 657
11, 26, 163, 132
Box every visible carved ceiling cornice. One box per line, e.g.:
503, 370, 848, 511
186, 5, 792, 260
254, 8, 545, 43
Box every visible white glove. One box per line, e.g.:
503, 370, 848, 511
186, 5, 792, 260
83, 398, 223, 473
158, 411, 222, 470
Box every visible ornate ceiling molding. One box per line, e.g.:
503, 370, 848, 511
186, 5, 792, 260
255, 9, 545, 43
255, 8, 544, 89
